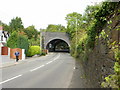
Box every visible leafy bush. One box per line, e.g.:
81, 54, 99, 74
17, 35, 29, 54
27, 46, 41, 57
101, 44, 120, 89
7, 31, 29, 53
41, 51, 46, 56
7, 31, 18, 48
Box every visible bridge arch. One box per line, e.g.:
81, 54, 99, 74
46, 38, 70, 52
45, 37, 70, 47
41, 32, 70, 52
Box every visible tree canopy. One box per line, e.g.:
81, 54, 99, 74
24, 25, 38, 40
42, 24, 66, 32
9, 17, 24, 33
65, 12, 83, 38
7, 31, 29, 53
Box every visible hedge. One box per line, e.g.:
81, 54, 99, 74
27, 46, 41, 57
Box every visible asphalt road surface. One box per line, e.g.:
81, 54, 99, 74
1, 53, 75, 88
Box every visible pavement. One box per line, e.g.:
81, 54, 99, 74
0, 53, 53, 69
1, 53, 75, 88
69, 59, 93, 88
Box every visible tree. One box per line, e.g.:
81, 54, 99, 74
82, 4, 100, 30
7, 31, 18, 48
17, 35, 29, 53
65, 12, 82, 38
46, 24, 57, 32
7, 31, 29, 53
24, 25, 38, 40
84, 5, 100, 22
9, 17, 24, 33
57, 24, 66, 32
2, 23, 10, 32
24, 25, 40, 46
46, 24, 66, 32
0, 21, 10, 32
66, 12, 82, 38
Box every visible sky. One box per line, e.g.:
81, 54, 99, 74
0, 0, 105, 30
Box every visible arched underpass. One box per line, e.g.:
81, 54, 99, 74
46, 39, 70, 52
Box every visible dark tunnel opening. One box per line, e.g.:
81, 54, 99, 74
46, 39, 70, 53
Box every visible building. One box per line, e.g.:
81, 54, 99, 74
0, 26, 10, 55
0, 26, 9, 47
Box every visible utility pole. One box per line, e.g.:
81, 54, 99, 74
75, 17, 78, 56
40, 30, 42, 54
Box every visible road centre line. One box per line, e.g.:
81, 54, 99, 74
46, 53, 60, 64
30, 65, 45, 72
46, 61, 53, 64
53, 53, 60, 61
30, 54, 60, 71
53, 56, 59, 60
0, 74, 22, 84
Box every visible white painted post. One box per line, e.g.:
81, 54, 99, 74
22, 49, 25, 60
0, 46, 1, 55
0, 29, 2, 55
8, 48, 10, 56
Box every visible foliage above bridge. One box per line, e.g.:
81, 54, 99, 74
40, 24, 67, 32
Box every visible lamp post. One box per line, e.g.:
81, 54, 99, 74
75, 17, 78, 57
40, 30, 42, 54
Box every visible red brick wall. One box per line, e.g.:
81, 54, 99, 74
1, 47, 8, 55
10, 48, 22, 60
42, 49, 48, 54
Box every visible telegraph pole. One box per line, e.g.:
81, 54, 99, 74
40, 30, 42, 54
75, 17, 78, 57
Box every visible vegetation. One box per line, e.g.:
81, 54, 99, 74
65, 12, 83, 38
41, 51, 47, 56
9, 17, 24, 33
2, 17, 40, 55
65, 1, 120, 89
41, 24, 66, 32
2, 17, 24, 33
101, 42, 120, 88
27, 46, 41, 57
24, 25, 38, 40
1, 1, 119, 88
65, 2, 119, 56
24, 25, 40, 46
7, 31, 29, 54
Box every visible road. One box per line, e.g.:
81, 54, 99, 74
1, 53, 75, 88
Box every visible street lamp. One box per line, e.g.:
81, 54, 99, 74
75, 17, 78, 57
40, 30, 42, 54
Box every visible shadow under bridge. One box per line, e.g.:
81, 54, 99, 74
46, 39, 70, 52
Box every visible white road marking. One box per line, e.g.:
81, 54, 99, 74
30, 65, 45, 72
74, 67, 76, 69
0, 74, 22, 84
30, 53, 60, 71
46, 61, 52, 65
53, 53, 60, 61
46, 53, 60, 65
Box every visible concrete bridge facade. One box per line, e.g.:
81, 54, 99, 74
41, 32, 70, 52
